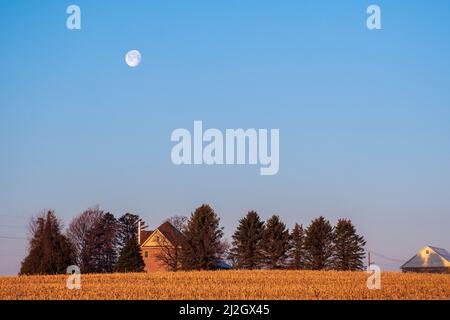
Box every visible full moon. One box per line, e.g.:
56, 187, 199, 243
125, 50, 142, 67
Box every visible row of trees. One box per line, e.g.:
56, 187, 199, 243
19, 204, 366, 274
229, 212, 366, 270
20, 207, 145, 275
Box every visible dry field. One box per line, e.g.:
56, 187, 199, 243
0, 270, 449, 300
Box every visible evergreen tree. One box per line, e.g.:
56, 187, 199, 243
260, 215, 290, 269
82, 212, 118, 273
229, 211, 265, 269
114, 213, 146, 272
117, 213, 141, 248
114, 238, 145, 272
20, 215, 45, 275
181, 204, 224, 270
304, 216, 334, 270
288, 223, 306, 269
20, 211, 74, 275
332, 219, 366, 271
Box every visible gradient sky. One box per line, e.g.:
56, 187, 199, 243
1, 0, 450, 275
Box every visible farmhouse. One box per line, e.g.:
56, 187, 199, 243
138, 221, 232, 272
139, 221, 184, 272
401, 245, 450, 274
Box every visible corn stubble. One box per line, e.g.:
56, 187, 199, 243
0, 270, 449, 300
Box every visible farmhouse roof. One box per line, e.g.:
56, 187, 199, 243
157, 221, 185, 245
139, 230, 153, 245
140, 222, 184, 247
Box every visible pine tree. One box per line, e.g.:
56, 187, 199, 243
117, 213, 140, 248
20, 211, 74, 275
260, 215, 290, 269
114, 238, 145, 272
229, 211, 265, 269
288, 223, 306, 269
304, 216, 334, 270
181, 204, 224, 270
114, 213, 146, 272
332, 219, 366, 271
20, 216, 45, 275
82, 212, 118, 273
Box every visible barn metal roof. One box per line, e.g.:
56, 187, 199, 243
401, 245, 450, 269
429, 246, 450, 263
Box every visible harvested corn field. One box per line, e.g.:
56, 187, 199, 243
1, 270, 449, 300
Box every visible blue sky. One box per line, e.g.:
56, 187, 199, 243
1, 0, 450, 275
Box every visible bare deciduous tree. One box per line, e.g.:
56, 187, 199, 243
66, 206, 103, 266
155, 215, 187, 272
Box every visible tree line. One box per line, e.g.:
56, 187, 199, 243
229, 211, 365, 270
20, 207, 145, 275
19, 204, 366, 274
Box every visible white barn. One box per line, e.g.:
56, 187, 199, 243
401, 246, 450, 274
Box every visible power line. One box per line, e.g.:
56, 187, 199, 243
0, 254, 25, 257
0, 214, 30, 219
369, 250, 405, 263
0, 225, 27, 229
0, 236, 27, 240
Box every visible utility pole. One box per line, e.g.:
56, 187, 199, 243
368, 251, 371, 268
